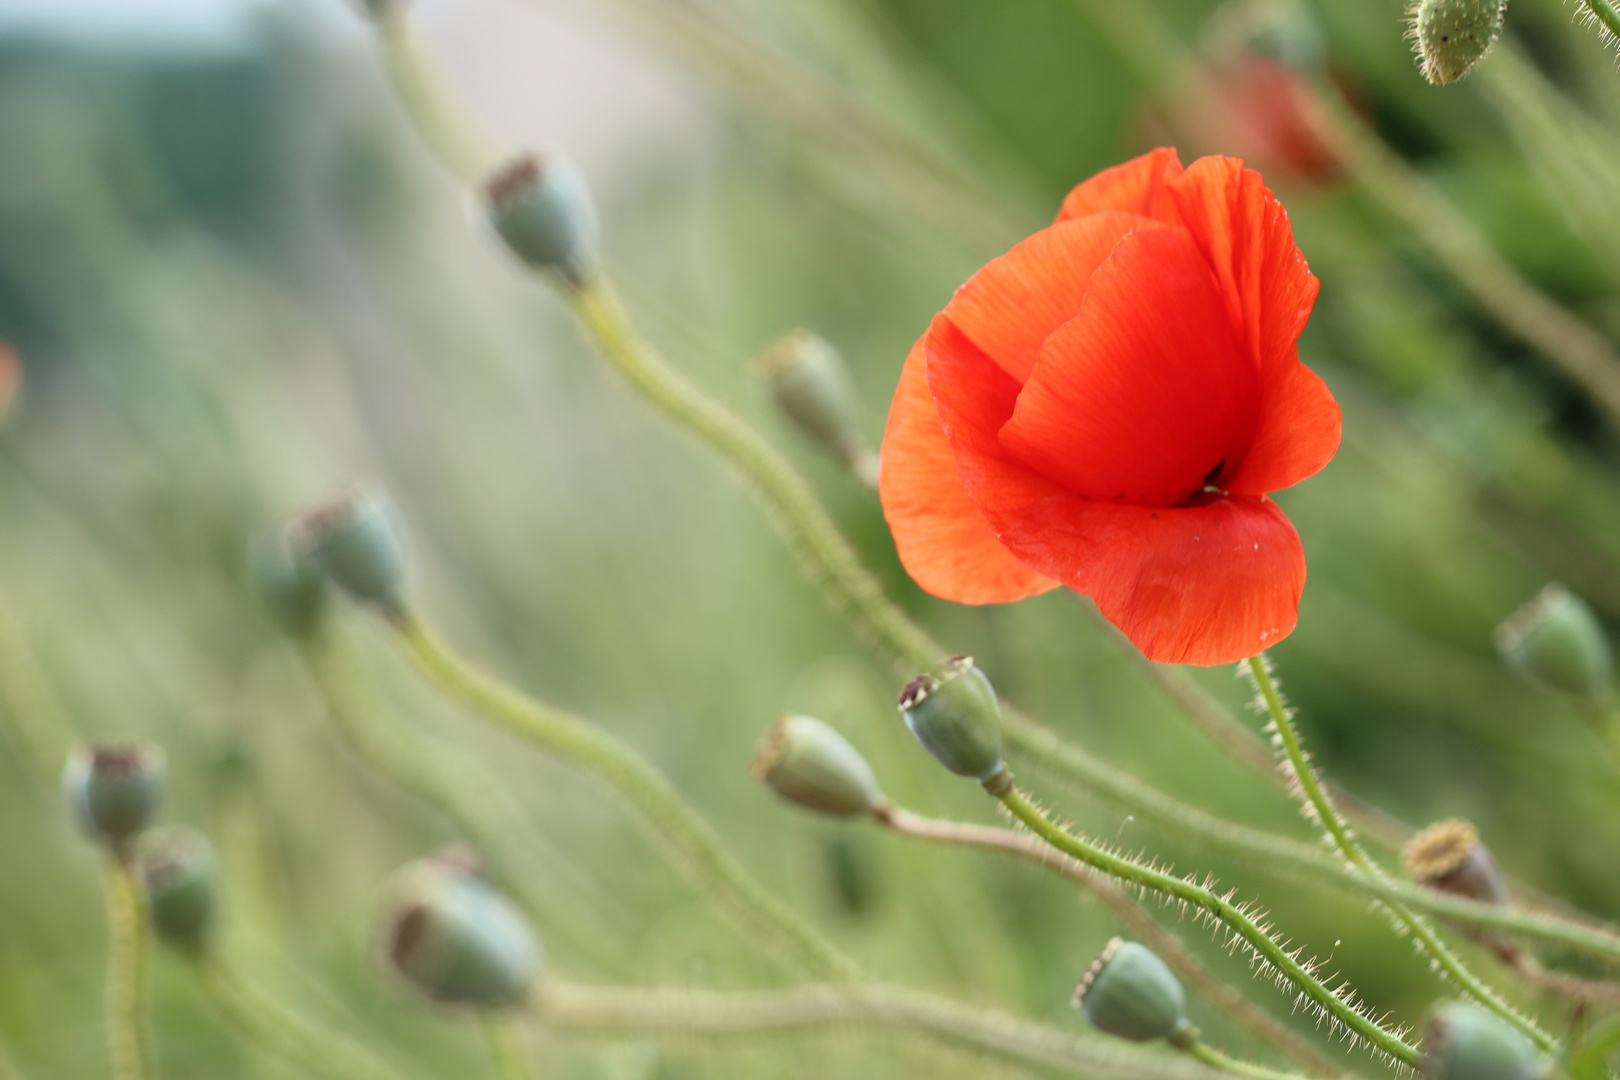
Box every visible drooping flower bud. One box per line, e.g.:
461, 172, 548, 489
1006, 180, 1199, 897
63, 740, 167, 852
752, 715, 884, 817
1411, 0, 1507, 85
138, 828, 218, 953
1073, 939, 1189, 1043
897, 656, 1003, 782
1402, 820, 1508, 907
250, 531, 330, 638
381, 855, 541, 1007
483, 154, 598, 283
1494, 583, 1612, 705
1423, 1002, 1545, 1080
291, 482, 409, 619
754, 331, 879, 487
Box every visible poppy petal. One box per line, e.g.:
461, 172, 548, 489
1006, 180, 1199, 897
1224, 353, 1342, 496
1056, 147, 1185, 224
999, 226, 1260, 506
879, 338, 1058, 604
943, 211, 1163, 384
1167, 156, 1319, 372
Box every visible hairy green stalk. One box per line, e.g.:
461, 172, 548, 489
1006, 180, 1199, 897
104, 858, 158, 1080
1576, 0, 1620, 50
1245, 657, 1552, 1051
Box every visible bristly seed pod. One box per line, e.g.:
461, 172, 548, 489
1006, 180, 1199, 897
1073, 938, 1190, 1043
754, 331, 879, 487
1494, 583, 1612, 706
752, 715, 884, 817
1423, 1001, 1545, 1080
1402, 820, 1509, 907
250, 531, 331, 638
1410, 0, 1507, 85
897, 656, 1004, 782
483, 153, 599, 283
63, 740, 167, 853
381, 855, 541, 1008
290, 482, 409, 619
139, 827, 218, 953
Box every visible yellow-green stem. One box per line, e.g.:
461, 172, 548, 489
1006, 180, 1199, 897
480, 1014, 531, 1080
391, 609, 860, 981
104, 858, 158, 1080
1181, 1037, 1311, 1080
1245, 657, 1552, 1051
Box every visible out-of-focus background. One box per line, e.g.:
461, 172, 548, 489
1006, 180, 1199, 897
3, 0, 1620, 1075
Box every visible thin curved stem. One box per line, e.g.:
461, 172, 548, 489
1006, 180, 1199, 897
874, 804, 1343, 1078
192, 957, 414, 1080
532, 978, 1224, 1080
480, 1014, 532, 1080
992, 781, 1421, 1069
104, 857, 157, 1080
391, 609, 861, 981
1245, 658, 1552, 1052
1182, 1037, 1311, 1080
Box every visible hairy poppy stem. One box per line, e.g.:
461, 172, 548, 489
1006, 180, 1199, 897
389, 608, 862, 982
1244, 657, 1554, 1052
990, 780, 1422, 1069
1576, 0, 1620, 49
104, 857, 158, 1080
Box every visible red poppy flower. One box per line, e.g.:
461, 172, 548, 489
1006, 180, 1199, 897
878, 149, 1340, 666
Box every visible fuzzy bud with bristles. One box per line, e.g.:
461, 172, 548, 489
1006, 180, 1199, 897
139, 828, 218, 953
381, 855, 541, 1007
1423, 1002, 1545, 1080
63, 740, 167, 853
752, 715, 883, 817
1402, 820, 1508, 906
754, 331, 878, 486
1410, 0, 1506, 84
1494, 583, 1612, 705
290, 482, 409, 619
1073, 939, 1189, 1043
484, 154, 598, 283
897, 656, 1003, 782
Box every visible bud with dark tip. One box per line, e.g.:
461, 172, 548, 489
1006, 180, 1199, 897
484, 154, 598, 283
1494, 583, 1612, 705
897, 656, 1003, 781
139, 828, 218, 953
1411, 0, 1506, 85
381, 857, 541, 1007
753, 715, 883, 817
250, 531, 330, 638
754, 331, 879, 487
1073, 939, 1189, 1043
1402, 820, 1508, 907
1423, 1002, 1544, 1080
291, 482, 408, 618
63, 741, 166, 852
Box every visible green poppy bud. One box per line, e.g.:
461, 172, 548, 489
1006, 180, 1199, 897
1073, 939, 1189, 1043
897, 656, 1003, 782
138, 828, 218, 953
1423, 1002, 1545, 1080
484, 154, 598, 283
1494, 583, 1612, 705
63, 740, 166, 853
752, 715, 883, 817
382, 857, 541, 1007
754, 331, 878, 486
250, 531, 330, 638
1402, 820, 1508, 907
292, 482, 409, 619
1411, 0, 1506, 85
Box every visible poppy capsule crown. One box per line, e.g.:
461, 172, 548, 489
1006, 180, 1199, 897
879, 149, 1341, 665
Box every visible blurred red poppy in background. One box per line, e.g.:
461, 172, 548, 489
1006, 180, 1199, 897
879, 149, 1341, 665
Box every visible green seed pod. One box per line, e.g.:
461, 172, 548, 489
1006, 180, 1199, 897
1073, 939, 1189, 1043
292, 482, 409, 618
754, 331, 877, 484
1494, 583, 1612, 705
249, 530, 330, 638
1423, 1002, 1545, 1080
1411, 0, 1506, 85
1402, 820, 1508, 907
484, 154, 598, 283
138, 827, 218, 953
382, 856, 541, 1007
897, 656, 1003, 781
63, 741, 166, 852
752, 715, 883, 817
